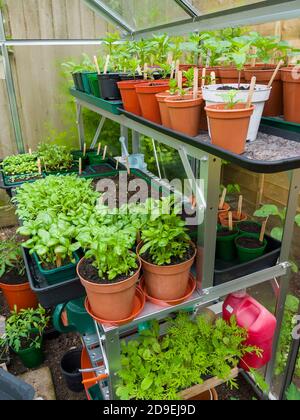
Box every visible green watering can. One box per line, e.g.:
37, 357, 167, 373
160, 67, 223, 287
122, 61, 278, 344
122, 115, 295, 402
53, 298, 96, 336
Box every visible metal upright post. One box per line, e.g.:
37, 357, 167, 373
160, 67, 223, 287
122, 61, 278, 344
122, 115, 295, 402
103, 327, 122, 400
120, 125, 129, 152
265, 169, 300, 391
76, 102, 85, 150
132, 130, 140, 154
0, 10, 25, 154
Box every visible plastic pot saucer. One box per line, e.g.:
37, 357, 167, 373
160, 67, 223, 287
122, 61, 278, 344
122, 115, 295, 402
84, 287, 145, 327
139, 274, 196, 307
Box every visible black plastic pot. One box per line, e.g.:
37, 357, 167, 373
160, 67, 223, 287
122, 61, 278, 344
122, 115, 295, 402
61, 349, 84, 393
119, 74, 144, 82
72, 73, 84, 92
98, 73, 122, 100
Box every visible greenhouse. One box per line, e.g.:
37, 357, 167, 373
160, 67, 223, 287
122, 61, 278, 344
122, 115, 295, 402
1, 0, 300, 402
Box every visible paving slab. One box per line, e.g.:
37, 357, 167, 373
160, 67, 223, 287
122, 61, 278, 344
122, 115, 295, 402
19, 366, 56, 400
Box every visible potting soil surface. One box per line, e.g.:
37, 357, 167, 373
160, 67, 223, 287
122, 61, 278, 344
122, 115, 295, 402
201, 132, 300, 161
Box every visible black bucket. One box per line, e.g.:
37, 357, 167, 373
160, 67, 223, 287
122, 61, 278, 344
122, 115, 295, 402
60, 349, 84, 393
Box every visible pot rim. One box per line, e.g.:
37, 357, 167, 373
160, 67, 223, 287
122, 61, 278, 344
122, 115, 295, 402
0, 279, 30, 289
203, 83, 271, 93
235, 234, 267, 250
205, 103, 255, 113
136, 241, 197, 269
77, 256, 142, 288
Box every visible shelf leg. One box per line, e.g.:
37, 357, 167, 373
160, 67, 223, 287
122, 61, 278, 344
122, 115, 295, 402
76, 102, 85, 150
132, 130, 140, 154
120, 125, 129, 152
104, 328, 122, 400
90, 116, 106, 149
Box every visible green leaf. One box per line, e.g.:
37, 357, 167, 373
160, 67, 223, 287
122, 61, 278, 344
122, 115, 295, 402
254, 205, 280, 218
141, 376, 153, 391
286, 384, 300, 401
271, 227, 283, 241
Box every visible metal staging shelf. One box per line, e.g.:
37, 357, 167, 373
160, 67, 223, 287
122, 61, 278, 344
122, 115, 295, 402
71, 88, 300, 400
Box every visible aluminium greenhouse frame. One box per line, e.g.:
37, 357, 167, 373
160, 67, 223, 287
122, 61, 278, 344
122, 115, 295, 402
2, 0, 300, 400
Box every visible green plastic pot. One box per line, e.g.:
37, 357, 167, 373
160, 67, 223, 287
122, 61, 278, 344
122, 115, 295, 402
82, 72, 97, 94
87, 152, 108, 165
33, 252, 80, 286
216, 229, 239, 262
87, 73, 101, 97
71, 151, 89, 168
235, 234, 268, 263
237, 221, 262, 238
16, 338, 44, 369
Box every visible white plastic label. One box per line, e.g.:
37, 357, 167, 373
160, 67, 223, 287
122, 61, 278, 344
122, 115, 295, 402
226, 305, 234, 314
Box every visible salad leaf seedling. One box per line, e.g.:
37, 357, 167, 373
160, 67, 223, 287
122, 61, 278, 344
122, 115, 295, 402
219, 90, 242, 110
1, 153, 38, 176
0, 237, 26, 278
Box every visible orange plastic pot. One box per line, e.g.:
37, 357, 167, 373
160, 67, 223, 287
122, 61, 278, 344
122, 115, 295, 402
0, 281, 38, 312
219, 211, 248, 228
77, 258, 141, 321
135, 81, 169, 124
156, 92, 172, 128
244, 66, 283, 117
219, 67, 245, 84
281, 66, 300, 123
165, 94, 203, 137
117, 80, 145, 116
137, 242, 196, 301
205, 103, 254, 155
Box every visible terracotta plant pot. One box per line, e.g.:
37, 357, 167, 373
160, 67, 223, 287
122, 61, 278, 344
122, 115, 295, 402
156, 91, 172, 128
137, 242, 196, 301
218, 202, 231, 221
218, 67, 245, 84
281, 66, 300, 123
77, 258, 141, 321
0, 281, 38, 312
117, 80, 145, 116
219, 211, 248, 228
135, 81, 169, 124
205, 103, 254, 154
244, 66, 283, 117
186, 388, 218, 401
165, 94, 203, 137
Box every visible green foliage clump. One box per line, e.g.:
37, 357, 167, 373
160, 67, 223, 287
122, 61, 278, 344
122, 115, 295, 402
286, 383, 300, 400
140, 198, 191, 266
116, 313, 262, 400
0, 305, 50, 352
1, 153, 38, 176
37, 143, 74, 172
0, 237, 25, 278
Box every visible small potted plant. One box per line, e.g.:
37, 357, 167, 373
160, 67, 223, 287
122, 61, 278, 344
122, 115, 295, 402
137, 199, 196, 301
205, 90, 254, 154
18, 216, 81, 285
156, 78, 178, 129
0, 237, 38, 312
117, 58, 145, 115
219, 195, 248, 226
37, 143, 76, 174
77, 225, 141, 322
1, 153, 42, 186
0, 305, 50, 369
216, 214, 239, 262
236, 234, 268, 263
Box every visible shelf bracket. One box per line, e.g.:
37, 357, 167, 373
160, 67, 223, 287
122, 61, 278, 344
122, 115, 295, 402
90, 116, 106, 149
178, 146, 206, 224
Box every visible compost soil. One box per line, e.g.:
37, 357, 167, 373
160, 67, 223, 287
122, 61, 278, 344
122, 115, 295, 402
141, 244, 195, 266
7, 175, 42, 184
0, 269, 28, 285
238, 222, 261, 234
237, 237, 264, 249
78, 258, 139, 285
217, 86, 250, 91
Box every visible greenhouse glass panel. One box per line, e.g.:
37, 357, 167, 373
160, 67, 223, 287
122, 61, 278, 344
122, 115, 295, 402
187, 0, 266, 16
100, 0, 190, 30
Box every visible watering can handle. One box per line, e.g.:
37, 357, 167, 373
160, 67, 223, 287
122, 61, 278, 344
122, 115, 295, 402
119, 136, 129, 158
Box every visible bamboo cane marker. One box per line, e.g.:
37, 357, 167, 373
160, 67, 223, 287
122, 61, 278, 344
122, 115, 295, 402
79, 158, 82, 175
125, 156, 131, 176
193, 67, 199, 99
144, 63, 148, 80
170, 61, 175, 80
219, 188, 227, 211
259, 218, 269, 244
97, 142, 102, 156
167, 52, 173, 66
211, 71, 216, 85
175, 60, 180, 81
29, 148, 32, 155
94, 55, 100, 75
104, 55, 110, 75
178, 71, 183, 90
37, 159, 42, 176
56, 254, 62, 268
201, 67, 206, 88
103, 145, 107, 160
237, 195, 243, 221
83, 143, 87, 157
268, 60, 284, 88
228, 212, 233, 232
246, 76, 256, 109
116, 158, 119, 171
